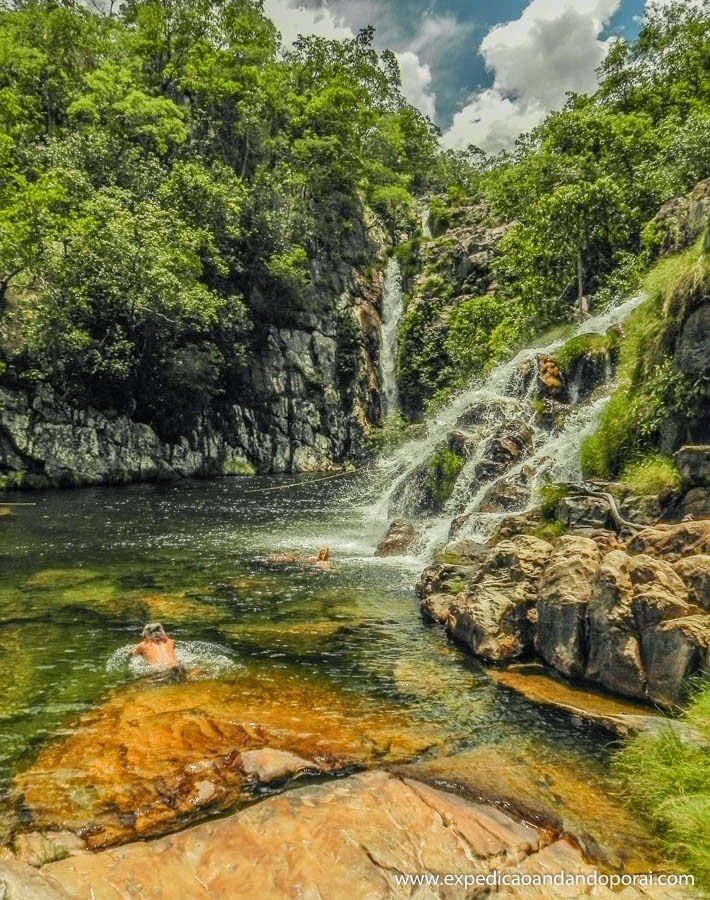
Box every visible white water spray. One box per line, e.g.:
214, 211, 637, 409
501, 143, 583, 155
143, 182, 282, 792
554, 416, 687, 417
371, 292, 646, 558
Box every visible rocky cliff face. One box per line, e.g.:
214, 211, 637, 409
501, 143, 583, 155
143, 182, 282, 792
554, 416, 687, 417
0, 215, 389, 488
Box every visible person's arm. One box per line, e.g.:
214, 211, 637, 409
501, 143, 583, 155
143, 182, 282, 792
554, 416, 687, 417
130, 641, 145, 657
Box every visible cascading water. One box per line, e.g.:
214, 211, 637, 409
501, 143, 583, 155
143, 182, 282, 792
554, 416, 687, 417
371, 291, 647, 559
380, 257, 405, 415
421, 205, 432, 239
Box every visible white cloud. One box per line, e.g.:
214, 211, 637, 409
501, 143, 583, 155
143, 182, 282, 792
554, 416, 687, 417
444, 0, 620, 154
263, 0, 438, 120
263, 0, 354, 45
395, 51, 436, 120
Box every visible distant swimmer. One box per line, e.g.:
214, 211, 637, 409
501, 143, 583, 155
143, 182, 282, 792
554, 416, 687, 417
131, 622, 181, 671
268, 546, 331, 570
307, 546, 331, 570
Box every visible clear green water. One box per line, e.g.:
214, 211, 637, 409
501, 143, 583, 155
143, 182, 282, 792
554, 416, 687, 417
0, 475, 611, 814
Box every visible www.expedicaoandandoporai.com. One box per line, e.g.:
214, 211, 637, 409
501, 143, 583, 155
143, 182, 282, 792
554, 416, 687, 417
393, 870, 696, 891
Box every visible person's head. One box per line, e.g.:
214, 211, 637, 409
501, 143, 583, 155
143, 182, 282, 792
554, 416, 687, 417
317, 546, 330, 561
142, 622, 167, 642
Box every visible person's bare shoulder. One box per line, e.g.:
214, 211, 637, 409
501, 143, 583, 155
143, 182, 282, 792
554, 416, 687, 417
131, 641, 147, 656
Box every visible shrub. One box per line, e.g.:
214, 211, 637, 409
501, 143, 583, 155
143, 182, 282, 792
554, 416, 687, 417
620, 453, 681, 498
554, 333, 609, 375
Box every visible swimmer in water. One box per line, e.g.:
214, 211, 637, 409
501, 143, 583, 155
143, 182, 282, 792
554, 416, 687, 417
131, 622, 180, 671
269, 546, 331, 570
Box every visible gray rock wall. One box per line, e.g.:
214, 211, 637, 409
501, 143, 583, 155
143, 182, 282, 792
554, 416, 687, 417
0, 217, 389, 487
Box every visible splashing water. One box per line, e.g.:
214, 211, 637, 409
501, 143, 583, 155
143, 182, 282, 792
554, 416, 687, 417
421, 205, 432, 239
106, 641, 241, 679
372, 292, 646, 558
380, 258, 405, 415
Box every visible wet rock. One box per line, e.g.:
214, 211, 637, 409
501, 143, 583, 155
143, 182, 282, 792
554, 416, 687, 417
480, 472, 530, 513
673, 554, 710, 610
556, 494, 611, 530
641, 615, 710, 709
416, 562, 475, 599
240, 750, 321, 784
676, 305, 710, 378
676, 445, 710, 487
536, 354, 567, 400
474, 420, 533, 481
11, 673, 440, 849
395, 745, 668, 875
438, 537, 487, 564
487, 664, 675, 739
42, 769, 666, 900
627, 520, 710, 562
447, 535, 553, 662
495, 509, 543, 540
420, 593, 454, 624
375, 518, 419, 557
537, 537, 602, 679
13, 832, 87, 868
447, 429, 478, 457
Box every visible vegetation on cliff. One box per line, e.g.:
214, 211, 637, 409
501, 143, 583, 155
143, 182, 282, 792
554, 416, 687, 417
397, 0, 710, 418
581, 239, 709, 479
0, 0, 440, 440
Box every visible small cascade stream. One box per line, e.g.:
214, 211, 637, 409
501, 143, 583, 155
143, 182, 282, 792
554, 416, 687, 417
372, 291, 647, 558
380, 258, 405, 415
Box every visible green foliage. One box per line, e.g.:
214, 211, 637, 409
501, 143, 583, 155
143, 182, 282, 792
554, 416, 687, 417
368, 412, 409, 454
0, 0, 441, 438
582, 242, 709, 478
619, 453, 681, 499
614, 680, 710, 894
223, 458, 256, 477
425, 446, 464, 507
428, 196, 450, 237
539, 484, 569, 521
554, 333, 610, 375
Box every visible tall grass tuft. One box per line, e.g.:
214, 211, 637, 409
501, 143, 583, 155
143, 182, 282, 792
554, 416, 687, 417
614, 681, 710, 894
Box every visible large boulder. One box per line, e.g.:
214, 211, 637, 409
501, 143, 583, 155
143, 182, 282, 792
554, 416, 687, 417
585, 551, 647, 700
556, 494, 611, 530
375, 518, 419, 557
584, 550, 706, 707
627, 520, 710, 562
675, 445, 710, 488
447, 535, 553, 662
536, 537, 602, 679
673, 555, 710, 610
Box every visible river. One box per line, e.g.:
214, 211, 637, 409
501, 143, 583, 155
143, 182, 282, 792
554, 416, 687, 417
0, 474, 614, 841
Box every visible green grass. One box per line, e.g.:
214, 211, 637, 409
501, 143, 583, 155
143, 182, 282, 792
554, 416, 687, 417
532, 521, 565, 541
613, 681, 710, 894
555, 332, 610, 375
620, 453, 681, 499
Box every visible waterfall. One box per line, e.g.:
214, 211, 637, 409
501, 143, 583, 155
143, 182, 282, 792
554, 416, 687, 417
371, 291, 647, 557
421, 205, 432, 239
380, 258, 405, 416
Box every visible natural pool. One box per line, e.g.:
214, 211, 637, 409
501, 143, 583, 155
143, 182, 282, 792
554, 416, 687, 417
0, 475, 626, 849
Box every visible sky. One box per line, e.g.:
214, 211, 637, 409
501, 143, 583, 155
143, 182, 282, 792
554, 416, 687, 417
261, 0, 668, 153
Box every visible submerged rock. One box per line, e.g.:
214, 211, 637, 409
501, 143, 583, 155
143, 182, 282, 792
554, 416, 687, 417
11, 672, 440, 848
